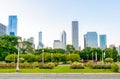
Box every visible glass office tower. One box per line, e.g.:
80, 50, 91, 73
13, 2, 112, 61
84, 32, 98, 48
8, 15, 17, 36
72, 21, 79, 50
100, 35, 107, 49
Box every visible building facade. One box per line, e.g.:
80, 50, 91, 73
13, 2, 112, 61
27, 37, 35, 48
53, 40, 63, 49
0, 23, 7, 36
84, 32, 98, 48
61, 30, 66, 49
38, 31, 44, 49
100, 35, 107, 49
72, 21, 79, 50
8, 15, 17, 36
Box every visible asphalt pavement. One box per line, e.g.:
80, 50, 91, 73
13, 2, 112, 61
0, 73, 120, 79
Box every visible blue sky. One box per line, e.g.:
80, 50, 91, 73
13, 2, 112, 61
0, 0, 120, 49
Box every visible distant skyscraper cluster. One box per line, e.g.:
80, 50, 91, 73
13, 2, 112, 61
53, 30, 67, 49
84, 32, 107, 49
1, 15, 119, 51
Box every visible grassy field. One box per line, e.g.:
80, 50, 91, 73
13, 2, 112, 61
0, 66, 113, 73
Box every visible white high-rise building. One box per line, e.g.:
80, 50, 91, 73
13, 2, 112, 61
53, 40, 63, 49
27, 37, 35, 48
72, 21, 79, 50
61, 30, 66, 49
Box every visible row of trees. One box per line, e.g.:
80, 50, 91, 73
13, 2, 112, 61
0, 35, 119, 62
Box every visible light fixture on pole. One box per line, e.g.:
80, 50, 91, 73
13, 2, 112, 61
16, 38, 22, 72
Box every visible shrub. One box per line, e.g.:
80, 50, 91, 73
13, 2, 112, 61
67, 54, 80, 62
19, 62, 35, 69
105, 58, 113, 63
70, 62, 84, 69
39, 62, 55, 69
85, 61, 94, 68
5, 54, 17, 62
92, 64, 111, 69
66, 61, 72, 64
112, 63, 119, 72
0, 62, 16, 69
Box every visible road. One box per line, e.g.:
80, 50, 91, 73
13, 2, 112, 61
0, 73, 120, 79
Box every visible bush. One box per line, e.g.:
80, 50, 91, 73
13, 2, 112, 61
19, 62, 35, 69
70, 62, 84, 69
0, 62, 16, 69
5, 54, 17, 62
85, 61, 94, 68
39, 62, 55, 69
92, 64, 111, 69
67, 54, 80, 62
112, 63, 119, 72
105, 58, 113, 63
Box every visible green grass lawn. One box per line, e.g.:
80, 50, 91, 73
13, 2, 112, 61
0, 66, 113, 73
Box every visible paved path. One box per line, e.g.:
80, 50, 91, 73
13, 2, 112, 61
0, 73, 120, 79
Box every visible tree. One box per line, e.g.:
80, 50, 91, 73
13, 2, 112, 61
66, 44, 75, 53
112, 47, 118, 62
21, 41, 34, 54
0, 35, 19, 61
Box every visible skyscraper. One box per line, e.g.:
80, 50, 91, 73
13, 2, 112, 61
38, 31, 44, 49
8, 15, 17, 36
72, 21, 79, 50
61, 30, 66, 49
0, 23, 7, 36
84, 32, 98, 48
27, 37, 35, 48
100, 35, 107, 49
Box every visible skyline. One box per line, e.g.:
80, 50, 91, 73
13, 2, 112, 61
0, 0, 120, 49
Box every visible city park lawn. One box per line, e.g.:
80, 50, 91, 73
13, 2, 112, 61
0, 66, 113, 73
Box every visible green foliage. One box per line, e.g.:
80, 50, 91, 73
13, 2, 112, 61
105, 58, 113, 63
19, 62, 35, 69
39, 62, 55, 69
111, 63, 119, 72
92, 64, 112, 69
21, 41, 34, 54
20, 54, 36, 62
70, 62, 84, 69
0, 62, 16, 69
66, 44, 75, 53
67, 54, 80, 62
0, 35, 19, 61
85, 61, 94, 68
5, 54, 17, 62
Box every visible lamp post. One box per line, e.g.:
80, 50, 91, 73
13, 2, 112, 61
16, 39, 22, 72
42, 49, 44, 64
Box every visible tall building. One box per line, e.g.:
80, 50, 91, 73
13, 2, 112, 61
0, 23, 7, 36
72, 21, 79, 50
100, 35, 107, 49
38, 31, 44, 49
84, 32, 98, 48
27, 37, 35, 48
61, 30, 66, 49
8, 15, 17, 36
53, 40, 63, 49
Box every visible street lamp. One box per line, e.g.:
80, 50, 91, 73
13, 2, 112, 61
16, 39, 22, 72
